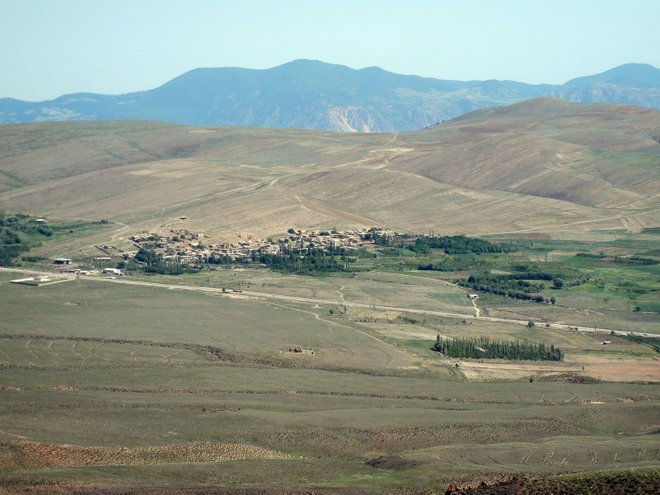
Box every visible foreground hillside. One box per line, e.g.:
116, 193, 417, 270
1, 60, 658, 131
1, 240, 659, 494
0, 264, 658, 494
0, 98, 658, 246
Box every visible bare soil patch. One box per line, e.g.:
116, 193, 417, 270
0, 483, 280, 495
365, 455, 421, 470
456, 360, 581, 382
1, 440, 295, 470
565, 354, 660, 382
0, 385, 22, 392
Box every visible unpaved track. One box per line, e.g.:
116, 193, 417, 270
470, 298, 481, 317
482, 205, 660, 236
0, 267, 654, 337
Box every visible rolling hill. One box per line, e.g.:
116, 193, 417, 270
0, 98, 658, 250
1, 60, 659, 132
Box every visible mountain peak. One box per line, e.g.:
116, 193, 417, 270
275, 59, 329, 69
273, 59, 351, 72
564, 63, 660, 88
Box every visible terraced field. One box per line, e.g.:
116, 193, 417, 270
1, 441, 293, 469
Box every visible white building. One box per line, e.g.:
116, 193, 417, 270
102, 268, 123, 276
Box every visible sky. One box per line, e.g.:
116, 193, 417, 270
1, 0, 659, 101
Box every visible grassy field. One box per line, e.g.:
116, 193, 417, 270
1, 218, 658, 494
1, 268, 658, 493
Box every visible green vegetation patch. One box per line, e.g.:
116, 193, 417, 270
407, 234, 515, 255
625, 335, 660, 353
432, 335, 564, 361
457, 267, 580, 303
521, 467, 660, 495
0, 214, 109, 266
0, 215, 54, 265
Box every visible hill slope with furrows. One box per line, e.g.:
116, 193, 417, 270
1, 60, 658, 132
0, 99, 658, 246
393, 99, 660, 208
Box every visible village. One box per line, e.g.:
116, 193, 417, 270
44, 224, 409, 277
125, 226, 400, 267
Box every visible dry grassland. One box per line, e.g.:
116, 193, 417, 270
565, 354, 660, 382
1, 101, 658, 257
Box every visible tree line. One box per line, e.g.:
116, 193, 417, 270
257, 249, 351, 275
128, 248, 185, 275
409, 234, 515, 255
417, 256, 485, 272
458, 272, 552, 303
433, 335, 564, 361
129, 246, 355, 276
366, 231, 515, 255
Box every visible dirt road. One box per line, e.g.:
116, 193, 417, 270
1, 267, 655, 337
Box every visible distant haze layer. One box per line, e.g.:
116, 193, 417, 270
0, 60, 659, 132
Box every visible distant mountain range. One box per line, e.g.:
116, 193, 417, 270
1, 60, 659, 132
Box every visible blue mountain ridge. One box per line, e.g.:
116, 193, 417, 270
1, 60, 658, 132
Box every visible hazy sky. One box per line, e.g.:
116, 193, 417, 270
2, 0, 659, 101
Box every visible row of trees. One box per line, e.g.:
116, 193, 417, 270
128, 248, 186, 275
365, 231, 515, 255
257, 249, 351, 275
417, 256, 485, 272
433, 335, 564, 361
459, 272, 549, 302
410, 235, 514, 255
458, 268, 589, 302
129, 246, 355, 276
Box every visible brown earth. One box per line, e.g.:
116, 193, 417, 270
2, 470, 658, 495
0, 440, 294, 470
0, 99, 658, 252
564, 354, 660, 382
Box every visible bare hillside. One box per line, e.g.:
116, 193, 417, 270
395, 99, 660, 207
0, 99, 658, 246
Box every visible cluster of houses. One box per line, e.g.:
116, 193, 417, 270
128, 229, 279, 265
125, 227, 399, 266
50, 227, 402, 272
277, 227, 397, 252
